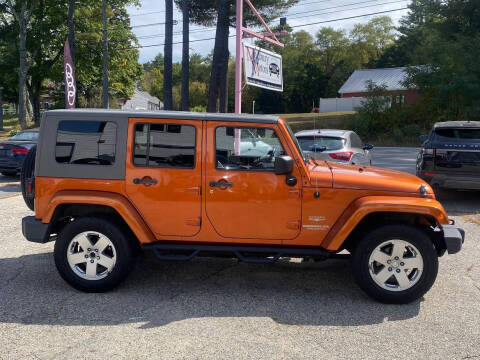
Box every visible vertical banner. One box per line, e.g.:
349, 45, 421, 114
63, 39, 76, 109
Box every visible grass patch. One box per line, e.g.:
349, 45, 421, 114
278, 112, 356, 134
0, 114, 37, 140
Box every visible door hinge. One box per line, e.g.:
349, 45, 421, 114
288, 189, 301, 198
186, 217, 201, 226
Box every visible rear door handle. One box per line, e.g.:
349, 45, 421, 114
209, 181, 233, 188
133, 178, 158, 186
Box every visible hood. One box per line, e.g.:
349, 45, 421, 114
327, 161, 434, 196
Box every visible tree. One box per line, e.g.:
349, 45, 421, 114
181, 0, 190, 111
400, 0, 480, 120
163, 0, 173, 110
67, 0, 75, 62
4, 0, 38, 129
349, 16, 395, 67
207, 0, 230, 112
102, 0, 109, 108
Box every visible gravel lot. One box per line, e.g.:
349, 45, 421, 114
0, 149, 479, 359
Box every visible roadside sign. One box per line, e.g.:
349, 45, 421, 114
243, 43, 283, 92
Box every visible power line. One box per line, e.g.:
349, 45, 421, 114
133, 0, 409, 41
128, 0, 406, 31
124, 7, 408, 50
127, 0, 341, 18
292, 7, 408, 28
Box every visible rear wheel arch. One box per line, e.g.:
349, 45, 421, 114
48, 203, 140, 250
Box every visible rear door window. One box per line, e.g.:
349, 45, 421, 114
133, 123, 196, 168
56, 120, 117, 165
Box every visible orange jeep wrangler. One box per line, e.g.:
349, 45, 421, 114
21, 109, 464, 303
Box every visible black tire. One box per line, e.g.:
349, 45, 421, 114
20, 145, 36, 211
54, 217, 136, 292
1, 171, 17, 176
351, 224, 438, 304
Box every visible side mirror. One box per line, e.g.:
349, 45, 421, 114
363, 144, 374, 150
274, 155, 293, 175
419, 135, 428, 144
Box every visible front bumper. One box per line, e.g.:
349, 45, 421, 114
22, 216, 50, 243
441, 224, 465, 254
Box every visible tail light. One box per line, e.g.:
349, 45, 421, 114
11, 147, 29, 155
329, 151, 353, 162
422, 148, 435, 155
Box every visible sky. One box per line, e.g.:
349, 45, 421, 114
126, 0, 411, 64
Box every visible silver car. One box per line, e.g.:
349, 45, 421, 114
295, 129, 373, 165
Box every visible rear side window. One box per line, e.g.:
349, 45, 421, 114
133, 123, 196, 168
350, 133, 363, 148
434, 128, 480, 141
56, 121, 117, 165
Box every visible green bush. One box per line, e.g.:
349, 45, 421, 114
191, 105, 206, 112
9, 129, 18, 136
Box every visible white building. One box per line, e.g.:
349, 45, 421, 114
121, 89, 163, 111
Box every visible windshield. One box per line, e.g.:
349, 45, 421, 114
284, 122, 306, 161
297, 136, 345, 151
10, 131, 39, 141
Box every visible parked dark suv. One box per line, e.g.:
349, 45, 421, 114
417, 121, 480, 190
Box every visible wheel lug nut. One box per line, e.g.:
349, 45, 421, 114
84, 255, 88, 259
400, 262, 405, 266
388, 267, 392, 271
95, 249, 98, 252
387, 260, 391, 264
87, 248, 91, 252
396, 269, 401, 273
97, 256, 100, 260
394, 256, 399, 260
90, 259, 94, 263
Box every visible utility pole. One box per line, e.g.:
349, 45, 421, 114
181, 0, 190, 111
234, 0, 284, 114
102, 0, 109, 109
163, 0, 173, 110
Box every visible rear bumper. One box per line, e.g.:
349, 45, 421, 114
22, 216, 50, 243
419, 171, 480, 190
441, 224, 465, 254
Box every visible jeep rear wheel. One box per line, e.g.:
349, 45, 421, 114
351, 224, 438, 304
54, 217, 136, 292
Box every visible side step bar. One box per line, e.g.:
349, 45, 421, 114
142, 243, 333, 264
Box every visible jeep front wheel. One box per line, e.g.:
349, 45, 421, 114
351, 224, 438, 304
54, 217, 136, 292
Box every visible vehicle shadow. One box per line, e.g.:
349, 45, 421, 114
435, 189, 480, 216
0, 251, 421, 328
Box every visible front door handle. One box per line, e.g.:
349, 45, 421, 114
209, 181, 233, 188
133, 177, 158, 186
